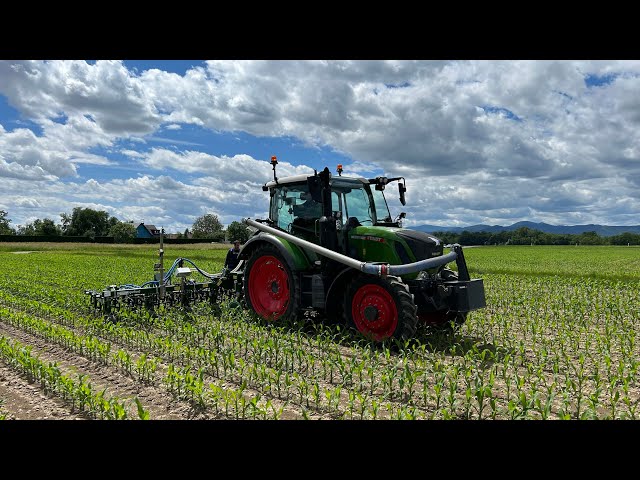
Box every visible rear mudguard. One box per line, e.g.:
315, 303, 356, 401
241, 231, 313, 272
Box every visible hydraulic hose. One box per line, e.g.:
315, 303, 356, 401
243, 217, 459, 278
364, 250, 458, 276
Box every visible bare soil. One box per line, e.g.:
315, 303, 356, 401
0, 322, 198, 420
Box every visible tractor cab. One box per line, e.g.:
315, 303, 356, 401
265, 166, 407, 259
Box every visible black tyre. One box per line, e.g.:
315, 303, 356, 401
243, 244, 301, 322
343, 275, 417, 342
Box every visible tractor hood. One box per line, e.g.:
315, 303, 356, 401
395, 228, 444, 261
347, 226, 444, 265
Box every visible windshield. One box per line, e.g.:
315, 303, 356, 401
371, 188, 392, 223
331, 179, 391, 225
343, 187, 373, 224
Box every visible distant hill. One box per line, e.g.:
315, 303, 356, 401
412, 221, 640, 237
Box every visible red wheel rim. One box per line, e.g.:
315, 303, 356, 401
351, 284, 398, 341
248, 255, 290, 320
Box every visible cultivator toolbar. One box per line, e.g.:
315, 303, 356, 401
85, 233, 242, 315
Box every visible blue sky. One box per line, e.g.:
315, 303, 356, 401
1, 60, 639, 233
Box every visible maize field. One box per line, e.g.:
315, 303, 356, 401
0, 242, 638, 420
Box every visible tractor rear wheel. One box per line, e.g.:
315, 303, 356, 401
343, 275, 417, 342
243, 244, 300, 322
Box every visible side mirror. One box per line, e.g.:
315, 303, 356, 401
398, 181, 406, 206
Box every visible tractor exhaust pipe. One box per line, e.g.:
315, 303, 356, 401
243, 218, 458, 277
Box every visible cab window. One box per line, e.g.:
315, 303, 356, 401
271, 184, 321, 233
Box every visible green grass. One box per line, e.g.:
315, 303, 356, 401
463, 245, 640, 281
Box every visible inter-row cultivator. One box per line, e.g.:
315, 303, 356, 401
85, 235, 243, 315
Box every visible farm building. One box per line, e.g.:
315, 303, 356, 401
136, 223, 161, 238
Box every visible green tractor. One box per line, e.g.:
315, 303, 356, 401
240, 157, 486, 342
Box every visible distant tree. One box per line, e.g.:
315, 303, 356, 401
546, 233, 569, 245
18, 218, 61, 236
577, 231, 604, 245
458, 230, 492, 246
511, 226, 536, 245
610, 232, 640, 245
0, 210, 16, 235
487, 233, 505, 245
192, 214, 224, 239
432, 231, 458, 245
183, 228, 190, 238
60, 212, 72, 235
226, 221, 251, 243
108, 221, 136, 243
61, 207, 114, 238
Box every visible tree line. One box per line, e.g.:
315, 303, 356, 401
0, 209, 251, 243
3, 209, 637, 246
431, 226, 640, 246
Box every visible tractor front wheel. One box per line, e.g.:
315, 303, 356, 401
343, 275, 417, 342
243, 245, 300, 322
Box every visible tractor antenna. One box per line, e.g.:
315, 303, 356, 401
271, 156, 279, 184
